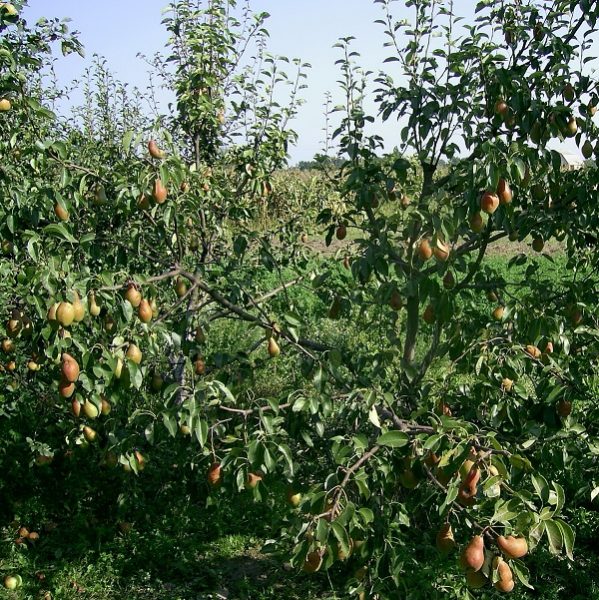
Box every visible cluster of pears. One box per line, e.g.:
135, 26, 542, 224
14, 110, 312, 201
454, 531, 528, 592
124, 283, 156, 324
48, 290, 86, 328
417, 236, 450, 263
14, 525, 40, 545
473, 178, 513, 232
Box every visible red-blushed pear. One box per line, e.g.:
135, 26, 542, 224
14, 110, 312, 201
460, 535, 485, 571
54, 203, 69, 221
124, 284, 142, 307
59, 379, 75, 398
465, 569, 487, 589
497, 535, 528, 559
134, 450, 146, 471
435, 523, 455, 555
61, 353, 80, 383
545, 341, 554, 354
101, 398, 111, 416
433, 239, 450, 262
71, 399, 81, 417
497, 179, 513, 204
525, 345, 542, 360
418, 239, 433, 261
152, 178, 168, 204
56, 302, 75, 327
138, 299, 152, 323
148, 139, 164, 159
207, 462, 222, 487
336, 224, 347, 240
83, 426, 97, 443
126, 343, 142, 365
493, 556, 515, 592
268, 337, 280, 358
495, 99, 509, 117
458, 464, 481, 505
480, 192, 499, 214
245, 472, 263, 489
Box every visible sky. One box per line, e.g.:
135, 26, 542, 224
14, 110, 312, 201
20, 0, 578, 164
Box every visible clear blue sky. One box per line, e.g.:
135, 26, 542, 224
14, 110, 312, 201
21, 1, 578, 163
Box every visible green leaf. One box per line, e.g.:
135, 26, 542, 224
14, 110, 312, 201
555, 519, 575, 561
162, 413, 178, 438
330, 521, 350, 557
512, 560, 534, 590
376, 431, 409, 448
544, 519, 564, 555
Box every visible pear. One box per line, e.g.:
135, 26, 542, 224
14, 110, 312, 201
532, 237, 544, 252
525, 345, 542, 359
501, 378, 514, 392
71, 399, 81, 417
174, 277, 187, 298
497, 535, 528, 559
246, 472, 263, 489
418, 239, 433, 261
443, 271, 455, 290
0, 98, 12, 112
389, 289, 403, 310
89, 292, 101, 317
94, 185, 108, 205
101, 398, 112, 416
582, 140, 594, 160
58, 379, 75, 398
150, 372, 163, 392
302, 550, 323, 573
460, 535, 485, 571
124, 284, 142, 307
493, 556, 515, 592
480, 192, 499, 214
470, 212, 485, 233
72, 291, 85, 322
126, 343, 142, 365
82, 425, 97, 442
138, 299, 152, 323
147, 139, 164, 159
1, 338, 14, 353
207, 462, 222, 487
336, 224, 347, 240
54, 203, 69, 222
286, 487, 302, 507
435, 523, 456, 555
61, 353, 80, 383
152, 178, 168, 204
83, 400, 99, 419
194, 357, 206, 375
423, 305, 435, 325
492, 306, 505, 321
267, 337, 280, 358
557, 399, 572, 417
3, 575, 20, 590
433, 239, 450, 262
56, 302, 75, 327
497, 179, 513, 204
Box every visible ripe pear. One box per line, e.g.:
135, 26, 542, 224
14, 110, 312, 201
433, 239, 450, 262
495, 99, 509, 116
336, 224, 347, 240
126, 343, 142, 364
6, 312, 21, 337
501, 378, 514, 392
138, 299, 152, 323
150, 298, 158, 318
194, 357, 206, 375
152, 178, 168, 204
458, 465, 481, 505
418, 239, 433, 261
492, 306, 505, 321
207, 462, 222, 487
134, 450, 146, 470
148, 139, 164, 159
460, 535, 485, 571
497, 179, 513, 204
71, 399, 81, 417
1, 338, 14, 353
54, 203, 69, 222
557, 399, 572, 417
389, 289, 403, 310
493, 556, 515, 592
82, 425, 97, 442
565, 116, 578, 137
61, 353, 80, 382
3, 575, 19, 590
525, 345, 542, 359
101, 398, 112, 415
443, 271, 455, 290
246, 472, 263, 489
0, 98, 12, 112
436, 523, 456, 555
124, 284, 142, 307
480, 192, 499, 214
72, 291, 85, 322
89, 292, 101, 317
267, 337, 280, 358
58, 379, 75, 398
27, 360, 40, 371
588, 102, 597, 117
83, 400, 99, 419
56, 302, 75, 326
497, 535, 528, 559
173, 277, 187, 298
